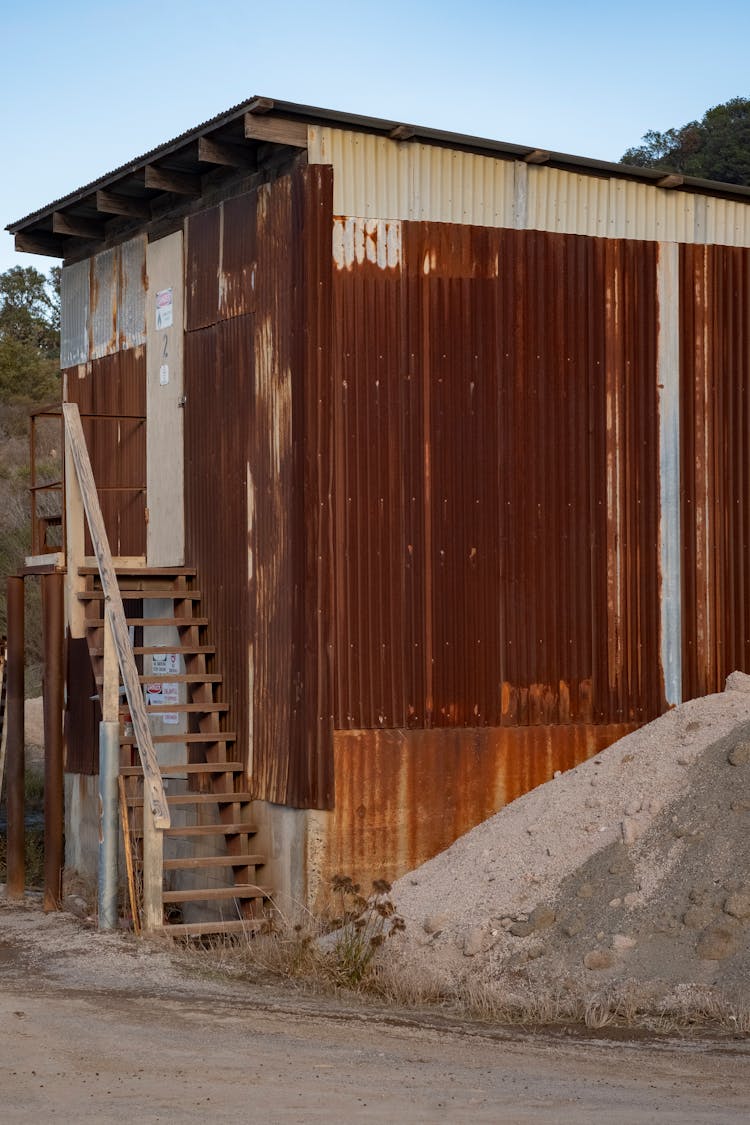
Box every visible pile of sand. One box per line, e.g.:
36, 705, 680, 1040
391, 677, 750, 1009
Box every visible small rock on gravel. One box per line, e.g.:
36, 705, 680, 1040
584, 950, 615, 970
723, 890, 750, 919
727, 741, 750, 766
696, 925, 739, 961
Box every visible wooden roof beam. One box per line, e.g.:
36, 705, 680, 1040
244, 114, 307, 148
246, 96, 275, 115
144, 164, 202, 196
52, 212, 105, 240
15, 230, 66, 257
197, 136, 257, 170
389, 124, 417, 141
96, 190, 152, 219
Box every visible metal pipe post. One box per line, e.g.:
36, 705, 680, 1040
98, 721, 120, 930
6, 576, 25, 898
42, 571, 64, 911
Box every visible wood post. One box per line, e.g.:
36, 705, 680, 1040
64, 430, 86, 640
98, 606, 120, 930
42, 571, 64, 910
6, 577, 25, 898
142, 798, 164, 933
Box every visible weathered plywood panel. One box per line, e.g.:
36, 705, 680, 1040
146, 231, 184, 566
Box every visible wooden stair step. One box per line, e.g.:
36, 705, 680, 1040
120, 761, 242, 776
96, 673, 221, 685
119, 702, 228, 715
162, 884, 269, 904
86, 617, 209, 628
119, 731, 235, 745
134, 822, 256, 838
91, 644, 216, 656
163, 854, 264, 871
161, 919, 265, 937
79, 590, 202, 601
78, 566, 197, 577
127, 792, 249, 807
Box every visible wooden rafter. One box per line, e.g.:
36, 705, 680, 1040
144, 164, 202, 196
244, 114, 307, 148
197, 136, 257, 170
14, 231, 65, 256
96, 190, 151, 219
52, 212, 104, 240
525, 149, 550, 164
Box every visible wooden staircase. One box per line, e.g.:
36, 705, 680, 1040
79, 566, 270, 938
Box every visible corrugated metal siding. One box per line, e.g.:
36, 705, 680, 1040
220, 192, 258, 320
680, 244, 750, 699
119, 235, 147, 350
88, 238, 148, 359
64, 634, 101, 774
183, 167, 335, 809
64, 347, 147, 556
249, 177, 296, 804
324, 723, 637, 894
309, 126, 750, 247
185, 205, 221, 330
288, 164, 335, 809
184, 319, 252, 773
61, 259, 90, 369
90, 246, 119, 359
310, 126, 515, 228
332, 223, 662, 732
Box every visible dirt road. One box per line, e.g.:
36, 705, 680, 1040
1, 899, 749, 1123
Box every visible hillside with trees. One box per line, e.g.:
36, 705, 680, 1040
0, 265, 61, 688
620, 96, 750, 185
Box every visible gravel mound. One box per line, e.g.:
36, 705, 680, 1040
391, 677, 750, 1010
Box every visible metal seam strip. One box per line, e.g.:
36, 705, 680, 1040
657, 241, 682, 705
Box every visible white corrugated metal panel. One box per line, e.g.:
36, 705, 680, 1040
311, 127, 411, 218
60, 259, 89, 369
525, 168, 610, 238
310, 126, 750, 247
309, 126, 515, 228
119, 235, 147, 349
704, 197, 750, 246
90, 246, 118, 359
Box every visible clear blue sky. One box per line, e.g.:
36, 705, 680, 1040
3, 0, 749, 275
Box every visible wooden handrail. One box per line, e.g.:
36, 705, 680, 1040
62, 403, 170, 829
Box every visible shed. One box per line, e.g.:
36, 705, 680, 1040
8, 96, 750, 932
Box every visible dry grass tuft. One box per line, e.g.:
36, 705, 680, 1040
167, 877, 750, 1038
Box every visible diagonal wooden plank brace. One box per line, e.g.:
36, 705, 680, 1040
62, 403, 170, 828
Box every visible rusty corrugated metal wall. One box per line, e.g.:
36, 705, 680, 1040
183, 165, 334, 809
331, 223, 662, 735
65, 348, 146, 556
62, 237, 147, 557
681, 244, 750, 700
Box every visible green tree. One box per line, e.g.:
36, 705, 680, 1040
0, 265, 61, 403
620, 97, 750, 186
0, 265, 62, 688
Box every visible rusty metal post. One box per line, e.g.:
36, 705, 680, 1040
6, 576, 25, 898
42, 571, 64, 910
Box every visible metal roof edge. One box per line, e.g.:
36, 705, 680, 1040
9, 94, 750, 234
